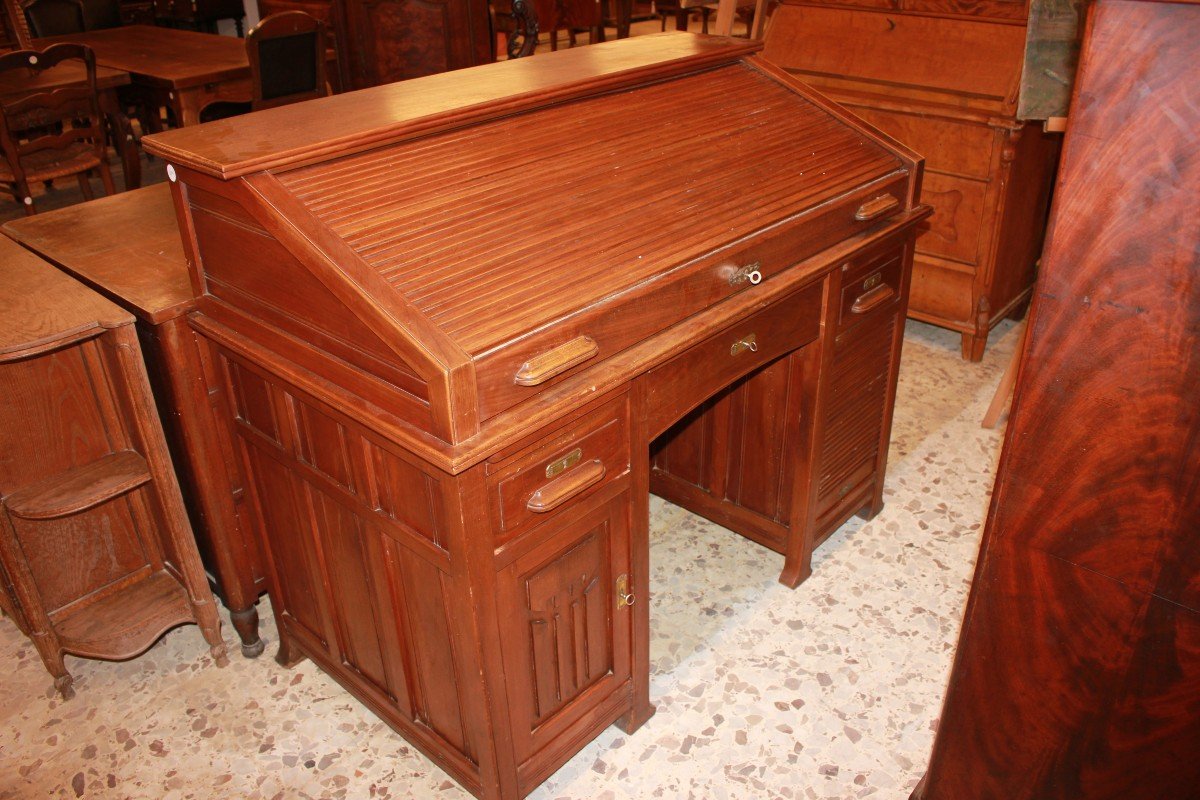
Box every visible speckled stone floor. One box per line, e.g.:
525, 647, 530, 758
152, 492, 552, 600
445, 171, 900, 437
0, 319, 1020, 800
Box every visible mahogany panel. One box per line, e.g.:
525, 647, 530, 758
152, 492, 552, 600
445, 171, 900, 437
914, 1, 1200, 795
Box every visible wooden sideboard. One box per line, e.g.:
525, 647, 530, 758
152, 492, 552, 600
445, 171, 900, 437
0, 236, 227, 699
912, 0, 1200, 796
2, 186, 270, 658
762, 0, 1061, 360
142, 33, 930, 799
256, 0, 493, 92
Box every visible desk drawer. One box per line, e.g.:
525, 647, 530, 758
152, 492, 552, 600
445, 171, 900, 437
838, 249, 905, 332
488, 399, 630, 546
640, 281, 824, 439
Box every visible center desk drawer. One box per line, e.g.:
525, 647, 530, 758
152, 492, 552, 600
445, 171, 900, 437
487, 398, 631, 546
640, 280, 824, 438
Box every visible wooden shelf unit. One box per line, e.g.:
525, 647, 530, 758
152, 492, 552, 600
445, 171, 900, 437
0, 237, 227, 699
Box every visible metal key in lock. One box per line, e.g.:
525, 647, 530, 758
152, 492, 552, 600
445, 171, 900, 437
730, 333, 758, 356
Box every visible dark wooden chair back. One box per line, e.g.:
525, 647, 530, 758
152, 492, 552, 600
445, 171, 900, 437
20, 0, 85, 37
247, 11, 327, 111
0, 43, 114, 213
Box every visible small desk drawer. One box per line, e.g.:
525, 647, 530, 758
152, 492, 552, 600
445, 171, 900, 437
640, 281, 824, 438
488, 399, 630, 545
838, 250, 904, 332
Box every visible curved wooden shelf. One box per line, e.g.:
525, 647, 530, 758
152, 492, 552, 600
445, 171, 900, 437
50, 570, 197, 661
3, 450, 150, 520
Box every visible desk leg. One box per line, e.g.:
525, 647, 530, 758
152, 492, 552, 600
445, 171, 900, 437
155, 318, 266, 658
618, 387, 657, 734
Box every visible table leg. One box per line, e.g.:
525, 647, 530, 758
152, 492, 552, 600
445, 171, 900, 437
99, 89, 141, 191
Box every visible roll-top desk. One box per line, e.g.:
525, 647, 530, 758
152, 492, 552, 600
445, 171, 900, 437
143, 33, 930, 799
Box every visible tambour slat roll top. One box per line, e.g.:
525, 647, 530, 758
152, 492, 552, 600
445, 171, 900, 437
145, 33, 919, 447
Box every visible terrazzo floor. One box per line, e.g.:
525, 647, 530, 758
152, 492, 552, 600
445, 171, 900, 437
0, 319, 1021, 800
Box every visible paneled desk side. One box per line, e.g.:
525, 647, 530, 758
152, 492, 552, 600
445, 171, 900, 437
144, 34, 930, 799
2, 186, 270, 658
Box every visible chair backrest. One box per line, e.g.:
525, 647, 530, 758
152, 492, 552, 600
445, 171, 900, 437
247, 11, 328, 112
0, 43, 107, 186
20, 0, 85, 38
2, 0, 34, 47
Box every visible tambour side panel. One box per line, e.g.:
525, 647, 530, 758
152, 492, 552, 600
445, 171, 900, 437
276, 63, 903, 356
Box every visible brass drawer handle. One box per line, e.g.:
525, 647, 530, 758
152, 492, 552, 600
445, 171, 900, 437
526, 459, 606, 513
854, 194, 901, 222
514, 335, 599, 386
730, 333, 758, 356
851, 284, 896, 314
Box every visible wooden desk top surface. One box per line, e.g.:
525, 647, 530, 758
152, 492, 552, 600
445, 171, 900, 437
0, 236, 130, 359
2, 184, 192, 325
36, 26, 248, 89
0, 61, 129, 98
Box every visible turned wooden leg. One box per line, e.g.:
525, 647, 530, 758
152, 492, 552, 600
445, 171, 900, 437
229, 604, 265, 658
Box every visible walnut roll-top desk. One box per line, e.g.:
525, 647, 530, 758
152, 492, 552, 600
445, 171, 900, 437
141, 33, 929, 800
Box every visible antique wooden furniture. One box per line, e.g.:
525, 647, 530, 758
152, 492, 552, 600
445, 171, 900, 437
2, 184, 270, 658
1, 0, 33, 47
912, 0, 1200, 796
0, 236, 228, 700
761, 0, 1061, 360
20, 0, 86, 36
0, 49, 138, 189
37, 25, 251, 127
248, 11, 327, 110
152, 0, 246, 34
256, 0, 492, 91
0, 44, 116, 214
143, 33, 929, 798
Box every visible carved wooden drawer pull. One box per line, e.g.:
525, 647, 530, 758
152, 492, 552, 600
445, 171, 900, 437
526, 459, 606, 513
854, 194, 901, 222
851, 284, 896, 314
514, 336, 600, 386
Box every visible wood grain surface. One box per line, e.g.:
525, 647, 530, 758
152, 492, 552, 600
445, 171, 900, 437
913, 1, 1200, 796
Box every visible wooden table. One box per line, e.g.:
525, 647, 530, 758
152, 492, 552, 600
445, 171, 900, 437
0, 60, 142, 190
37, 25, 250, 127
1, 185, 269, 658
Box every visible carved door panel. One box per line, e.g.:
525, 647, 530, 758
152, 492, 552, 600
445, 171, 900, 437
495, 492, 632, 767
349, 0, 487, 87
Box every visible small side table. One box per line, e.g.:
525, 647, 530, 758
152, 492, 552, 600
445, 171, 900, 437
0, 237, 227, 699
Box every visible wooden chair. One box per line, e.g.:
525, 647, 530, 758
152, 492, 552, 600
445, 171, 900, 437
249, 10, 328, 111
200, 11, 328, 122
0, 43, 115, 215
19, 0, 85, 37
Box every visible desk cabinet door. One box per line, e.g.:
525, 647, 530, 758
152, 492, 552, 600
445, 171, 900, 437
495, 492, 632, 769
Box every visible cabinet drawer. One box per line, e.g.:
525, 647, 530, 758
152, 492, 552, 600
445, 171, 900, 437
852, 107, 997, 180
838, 249, 905, 332
916, 172, 988, 265
910, 257, 975, 325
639, 281, 823, 439
488, 399, 630, 545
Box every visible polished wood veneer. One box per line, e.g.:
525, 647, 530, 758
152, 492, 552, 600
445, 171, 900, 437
143, 33, 930, 799
912, 0, 1200, 796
